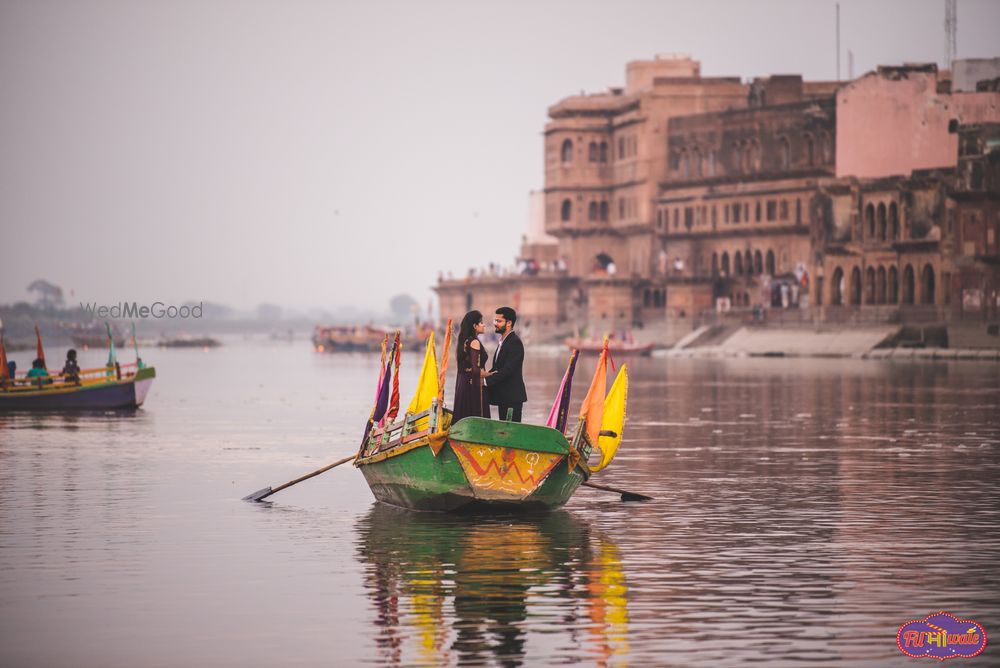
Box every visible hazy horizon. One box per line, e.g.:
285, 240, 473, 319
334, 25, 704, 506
2, 0, 999, 314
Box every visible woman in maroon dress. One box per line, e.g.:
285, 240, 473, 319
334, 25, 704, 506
451, 310, 491, 423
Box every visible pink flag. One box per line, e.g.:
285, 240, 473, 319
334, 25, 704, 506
546, 349, 579, 432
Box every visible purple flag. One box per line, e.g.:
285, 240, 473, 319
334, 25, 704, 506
372, 356, 392, 423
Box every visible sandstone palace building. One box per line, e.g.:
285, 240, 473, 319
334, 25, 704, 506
436, 55, 1000, 344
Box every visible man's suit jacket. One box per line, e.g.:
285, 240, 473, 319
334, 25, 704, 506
485, 331, 527, 405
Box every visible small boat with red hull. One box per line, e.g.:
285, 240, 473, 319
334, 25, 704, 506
565, 337, 654, 356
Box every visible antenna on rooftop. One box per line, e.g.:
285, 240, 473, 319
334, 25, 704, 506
836, 3, 841, 80
944, 0, 957, 70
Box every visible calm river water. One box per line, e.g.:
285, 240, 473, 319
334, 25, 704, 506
1, 340, 998, 667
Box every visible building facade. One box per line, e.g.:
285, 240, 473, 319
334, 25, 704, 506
435, 56, 1000, 343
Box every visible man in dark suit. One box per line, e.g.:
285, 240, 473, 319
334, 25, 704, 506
485, 306, 527, 422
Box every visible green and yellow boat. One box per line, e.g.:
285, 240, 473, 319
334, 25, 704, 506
353, 329, 627, 512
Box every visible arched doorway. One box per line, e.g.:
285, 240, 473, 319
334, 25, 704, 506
831, 267, 845, 306
921, 265, 936, 305
877, 266, 887, 304
850, 267, 862, 305
753, 250, 763, 275
877, 203, 887, 241
902, 265, 915, 304
721, 252, 730, 276
888, 266, 899, 304
865, 267, 876, 304
734, 252, 744, 276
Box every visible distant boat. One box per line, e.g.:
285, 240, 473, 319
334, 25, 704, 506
565, 337, 655, 356
312, 325, 433, 353
63, 322, 126, 348
157, 337, 221, 348
0, 363, 156, 410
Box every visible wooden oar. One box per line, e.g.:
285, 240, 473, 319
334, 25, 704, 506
243, 454, 356, 502
582, 480, 653, 502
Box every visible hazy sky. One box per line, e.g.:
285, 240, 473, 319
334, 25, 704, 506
2, 0, 998, 314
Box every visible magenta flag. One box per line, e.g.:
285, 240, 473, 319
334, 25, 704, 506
546, 349, 579, 432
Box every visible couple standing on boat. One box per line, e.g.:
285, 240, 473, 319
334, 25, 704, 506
452, 306, 526, 424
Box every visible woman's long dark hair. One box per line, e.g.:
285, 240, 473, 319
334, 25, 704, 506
457, 310, 483, 369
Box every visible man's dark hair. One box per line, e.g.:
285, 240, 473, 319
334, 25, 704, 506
495, 306, 517, 327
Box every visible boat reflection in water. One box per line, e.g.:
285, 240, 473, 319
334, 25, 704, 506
355, 505, 629, 667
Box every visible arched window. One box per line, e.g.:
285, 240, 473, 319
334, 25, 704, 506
712, 252, 719, 276
796, 199, 802, 224
765, 250, 775, 275
680, 150, 690, 178
656, 209, 663, 229
921, 265, 936, 304
877, 203, 887, 242
754, 250, 763, 274
599, 142, 608, 163
744, 250, 754, 276
889, 202, 899, 240
588, 142, 598, 162
708, 150, 716, 176
599, 201, 609, 222
589, 202, 599, 221
865, 267, 876, 305
865, 203, 875, 239
734, 252, 744, 275
721, 252, 730, 276
902, 265, 915, 304
877, 266, 887, 304
732, 142, 742, 172
804, 133, 815, 166
888, 266, 899, 304
779, 137, 790, 169
742, 142, 753, 173
692, 147, 702, 177
560, 199, 572, 222
561, 139, 573, 163
755, 201, 761, 222
831, 267, 845, 305
850, 267, 862, 305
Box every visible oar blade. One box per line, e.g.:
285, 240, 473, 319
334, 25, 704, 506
243, 487, 274, 503
620, 490, 653, 502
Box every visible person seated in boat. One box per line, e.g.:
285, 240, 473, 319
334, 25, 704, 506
451, 310, 491, 423
485, 306, 527, 423
26, 358, 52, 385
62, 349, 81, 384
5, 360, 15, 385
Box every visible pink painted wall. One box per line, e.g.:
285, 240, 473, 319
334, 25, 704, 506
836, 70, 1000, 179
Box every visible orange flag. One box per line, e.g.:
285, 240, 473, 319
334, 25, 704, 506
578, 337, 609, 445
35, 325, 46, 370
387, 331, 402, 421
437, 319, 453, 403
0, 336, 9, 379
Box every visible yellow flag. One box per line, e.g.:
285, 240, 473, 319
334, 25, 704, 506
591, 365, 628, 472
406, 331, 438, 416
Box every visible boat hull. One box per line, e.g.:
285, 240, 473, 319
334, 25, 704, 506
0, 367, 156, 411
356, 417, 588, 512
